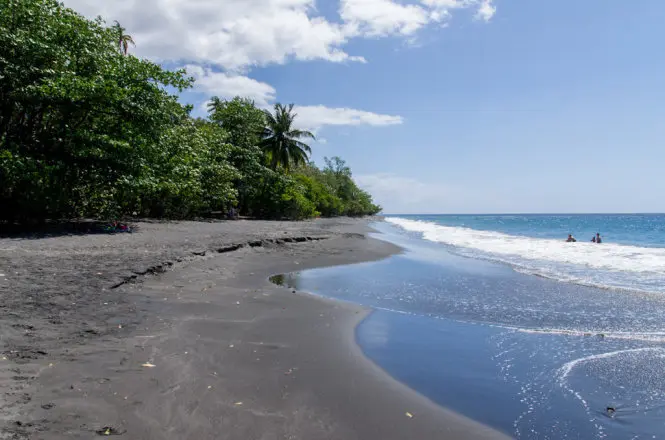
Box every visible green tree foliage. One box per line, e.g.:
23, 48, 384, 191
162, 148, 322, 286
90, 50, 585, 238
242, 171, 319, 220
208, 97, 264, 149
0, 0, 197, 221
206, 97, 269, 214
127, 119, 240, 218
0, 0, 381, 223
289, 157, 381, 216
294, 173, 344, 217
260, 103, 315, 171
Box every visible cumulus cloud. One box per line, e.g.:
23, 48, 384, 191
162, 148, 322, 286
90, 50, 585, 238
185, 65, 276, 108
340, 0, 430, 37
293, 106, 404, 131
62, 0, 363, 71
62, 0, 494, 132
63, 0, 495, 69
341, 0, 497, 37
475, 0, 497, 22
184, 67, 403, 131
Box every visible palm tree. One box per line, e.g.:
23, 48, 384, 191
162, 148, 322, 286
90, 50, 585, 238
260, 103, 315, 171
207, 96, 223, 114
112, 21, 135, 55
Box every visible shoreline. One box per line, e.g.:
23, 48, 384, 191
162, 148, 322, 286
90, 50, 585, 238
0, 218, 509, 439
294, 220, 665, 439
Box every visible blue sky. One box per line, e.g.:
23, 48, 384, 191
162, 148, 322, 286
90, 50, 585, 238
66, 0, 665, 214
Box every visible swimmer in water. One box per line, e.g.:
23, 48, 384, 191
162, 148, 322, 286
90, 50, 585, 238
566, 234, 577, 242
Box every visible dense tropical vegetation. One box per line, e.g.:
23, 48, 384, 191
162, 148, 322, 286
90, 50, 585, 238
0, 0, 381, 223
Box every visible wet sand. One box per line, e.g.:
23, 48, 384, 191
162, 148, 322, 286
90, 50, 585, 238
0, 218, 509, 439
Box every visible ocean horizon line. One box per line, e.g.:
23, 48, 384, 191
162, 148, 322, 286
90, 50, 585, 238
382, 212, 665, 216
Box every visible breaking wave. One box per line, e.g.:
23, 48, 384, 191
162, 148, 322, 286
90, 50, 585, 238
386, 217, 665, 293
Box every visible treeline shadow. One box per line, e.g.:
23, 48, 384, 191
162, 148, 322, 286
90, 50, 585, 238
0, 220, 139, 239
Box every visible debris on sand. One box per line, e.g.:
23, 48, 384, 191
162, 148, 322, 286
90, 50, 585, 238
96, 426, 126, 436
284, 367, 298, 376
405, 412, 413, 418
103, 221, 132, 233
141, 362, 156, 368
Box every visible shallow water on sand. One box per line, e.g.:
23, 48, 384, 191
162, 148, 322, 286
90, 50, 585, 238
272, 222, 665, 439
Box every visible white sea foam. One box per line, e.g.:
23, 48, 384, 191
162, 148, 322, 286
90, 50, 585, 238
386, 217, 665, 292
508, 326, 665, 343
555, 347, 665, 429
557, 347, 665, 383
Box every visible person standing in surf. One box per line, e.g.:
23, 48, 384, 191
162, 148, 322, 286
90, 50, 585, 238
596, 233, 602, 243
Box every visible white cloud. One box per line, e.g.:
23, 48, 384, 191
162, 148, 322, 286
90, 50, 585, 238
62, 0, 494, 133
63, 0, 495, 70
184, 67, 403, 131
475, 0, 497, 22
341, 0, 497, 38
62, 0, 364, 71
340, 0, 430, 37
185, 65, 276, 107
294, 106, 404, 131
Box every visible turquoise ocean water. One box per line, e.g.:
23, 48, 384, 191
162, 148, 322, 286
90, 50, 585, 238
275, 214, 665, 439
386, 214, 665, 293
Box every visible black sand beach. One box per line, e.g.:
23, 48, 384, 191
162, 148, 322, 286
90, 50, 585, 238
0, 218, 509, 439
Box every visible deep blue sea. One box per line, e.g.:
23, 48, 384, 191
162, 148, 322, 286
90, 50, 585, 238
272, 214, 665, 439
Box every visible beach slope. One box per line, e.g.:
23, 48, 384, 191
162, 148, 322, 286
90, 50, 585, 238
0, 218, 509, 439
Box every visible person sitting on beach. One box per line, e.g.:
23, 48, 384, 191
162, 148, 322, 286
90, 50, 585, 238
596, 233, 602, 244
566, 234, 577, 242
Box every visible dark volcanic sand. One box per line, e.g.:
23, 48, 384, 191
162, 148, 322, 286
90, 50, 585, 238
0, 218, 509, 439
